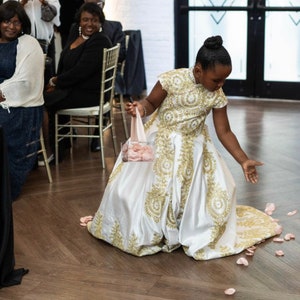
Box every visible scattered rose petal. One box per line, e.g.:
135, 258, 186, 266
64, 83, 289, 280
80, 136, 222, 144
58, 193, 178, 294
275, 250, 284, 256
224, 288, 236, 295
265, 202, 276, 215
284, 233, 295, 241
273, 237, 284, 243
245, 246, 256, 256
247, 246, 257, 251
79, 215, 93, 226
246, 248, 255, 254
271, 218, 279, 222
275, 225, 283, 235
287, 210, 297, 216
236, 257, 249, 266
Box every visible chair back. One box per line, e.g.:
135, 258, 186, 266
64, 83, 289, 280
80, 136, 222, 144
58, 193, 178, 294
100, 44, 120, 114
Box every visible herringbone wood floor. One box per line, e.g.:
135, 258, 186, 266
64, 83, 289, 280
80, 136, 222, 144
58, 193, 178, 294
1, 99, 300, 300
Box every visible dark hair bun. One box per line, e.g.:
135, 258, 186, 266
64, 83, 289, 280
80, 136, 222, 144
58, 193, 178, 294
204, 35, 223, 50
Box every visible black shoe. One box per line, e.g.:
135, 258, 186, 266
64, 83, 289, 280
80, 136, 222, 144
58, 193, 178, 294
91, 139, 101, 152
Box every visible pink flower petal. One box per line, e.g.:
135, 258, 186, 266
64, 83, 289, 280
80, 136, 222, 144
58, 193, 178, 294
284, 233, 295, 241
236, 257, 249, 266
273, 237, 284, 243
265, 203, 276, 215
275, 225, 283, 235
275, 250, 284, 256
224, 288, 236, 295
247, 246, 257, 251
287, 210, 297, 216
271, 218, 279, 222
80, 215, 93, 225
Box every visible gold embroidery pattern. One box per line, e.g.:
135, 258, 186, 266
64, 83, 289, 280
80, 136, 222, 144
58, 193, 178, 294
152, 232, 163, 245
108, 163, 123, 184
145, 184, 168, 223
110, 221, 124, 250
145, 129, 174, 223
127, 232, 163, 256
193, 248, 205, 260
203, 143, 231, 250
235, 206, 277, 249
89, 211, 104, 239
166, 200, 177, 229
177, 134, 195, 216
127, 233, 139, 255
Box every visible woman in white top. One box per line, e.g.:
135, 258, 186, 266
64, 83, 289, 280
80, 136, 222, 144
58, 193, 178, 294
5, 0, 61, 43
0, 1, 44, 200
4, 0, 61, 78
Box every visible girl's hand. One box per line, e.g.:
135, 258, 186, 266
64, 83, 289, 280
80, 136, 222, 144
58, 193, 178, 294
241, 159, 264, 184
125, 100, 143, 117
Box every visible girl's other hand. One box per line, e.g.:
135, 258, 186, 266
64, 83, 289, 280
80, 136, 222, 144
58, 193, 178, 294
242, 159, 264, 184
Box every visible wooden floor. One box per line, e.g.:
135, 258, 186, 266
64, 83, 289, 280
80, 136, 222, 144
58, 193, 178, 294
1, 99, 300, 300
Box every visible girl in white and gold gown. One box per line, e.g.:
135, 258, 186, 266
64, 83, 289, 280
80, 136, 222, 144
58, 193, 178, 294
85, 36, 278, 260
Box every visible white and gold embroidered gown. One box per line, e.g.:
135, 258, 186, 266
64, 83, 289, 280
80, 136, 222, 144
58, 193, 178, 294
87, 68, 277, 260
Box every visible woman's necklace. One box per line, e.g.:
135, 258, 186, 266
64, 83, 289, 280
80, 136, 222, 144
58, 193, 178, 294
81, 34, 90, 40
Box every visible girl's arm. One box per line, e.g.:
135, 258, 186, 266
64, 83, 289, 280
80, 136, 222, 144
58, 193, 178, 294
212, 106, 263, 183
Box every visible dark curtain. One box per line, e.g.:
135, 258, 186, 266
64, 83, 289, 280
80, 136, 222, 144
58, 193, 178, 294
0, 126, 28, 288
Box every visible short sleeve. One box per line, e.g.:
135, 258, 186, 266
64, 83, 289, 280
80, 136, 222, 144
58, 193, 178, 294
158, 71, 172, 93
213, 88, 228, 108
158, 69, 187, 94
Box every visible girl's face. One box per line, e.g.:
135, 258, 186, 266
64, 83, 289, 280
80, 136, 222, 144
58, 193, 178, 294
194, 63, 232, 92
80, 11, 101, 37
0, 15, 22, 42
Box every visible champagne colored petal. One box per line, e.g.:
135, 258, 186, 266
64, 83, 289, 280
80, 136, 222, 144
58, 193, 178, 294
236, 257, 249, 266
265, 203, 276, 215
287, 210, 297, 216
275, 225, 283, 235
273, 237, 284, 243
275, 250, 284, 256
80, 216, 93, 224
247, 245, 257, 251
224, 288, 236, 295
284, 233, 295, 241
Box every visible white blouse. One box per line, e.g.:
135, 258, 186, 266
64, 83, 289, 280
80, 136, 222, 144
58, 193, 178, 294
0, 35, 44, 108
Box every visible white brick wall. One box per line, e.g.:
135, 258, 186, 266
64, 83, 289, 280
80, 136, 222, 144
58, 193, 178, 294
105, 0, 175, 94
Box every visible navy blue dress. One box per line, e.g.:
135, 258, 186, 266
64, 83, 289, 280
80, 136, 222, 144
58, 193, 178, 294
0, 39, 43, 201
0, 41, 29, 288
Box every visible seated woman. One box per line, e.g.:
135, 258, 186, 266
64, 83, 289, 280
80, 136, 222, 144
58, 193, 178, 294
0, 1, 44, 201
43, 2, 112, 162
